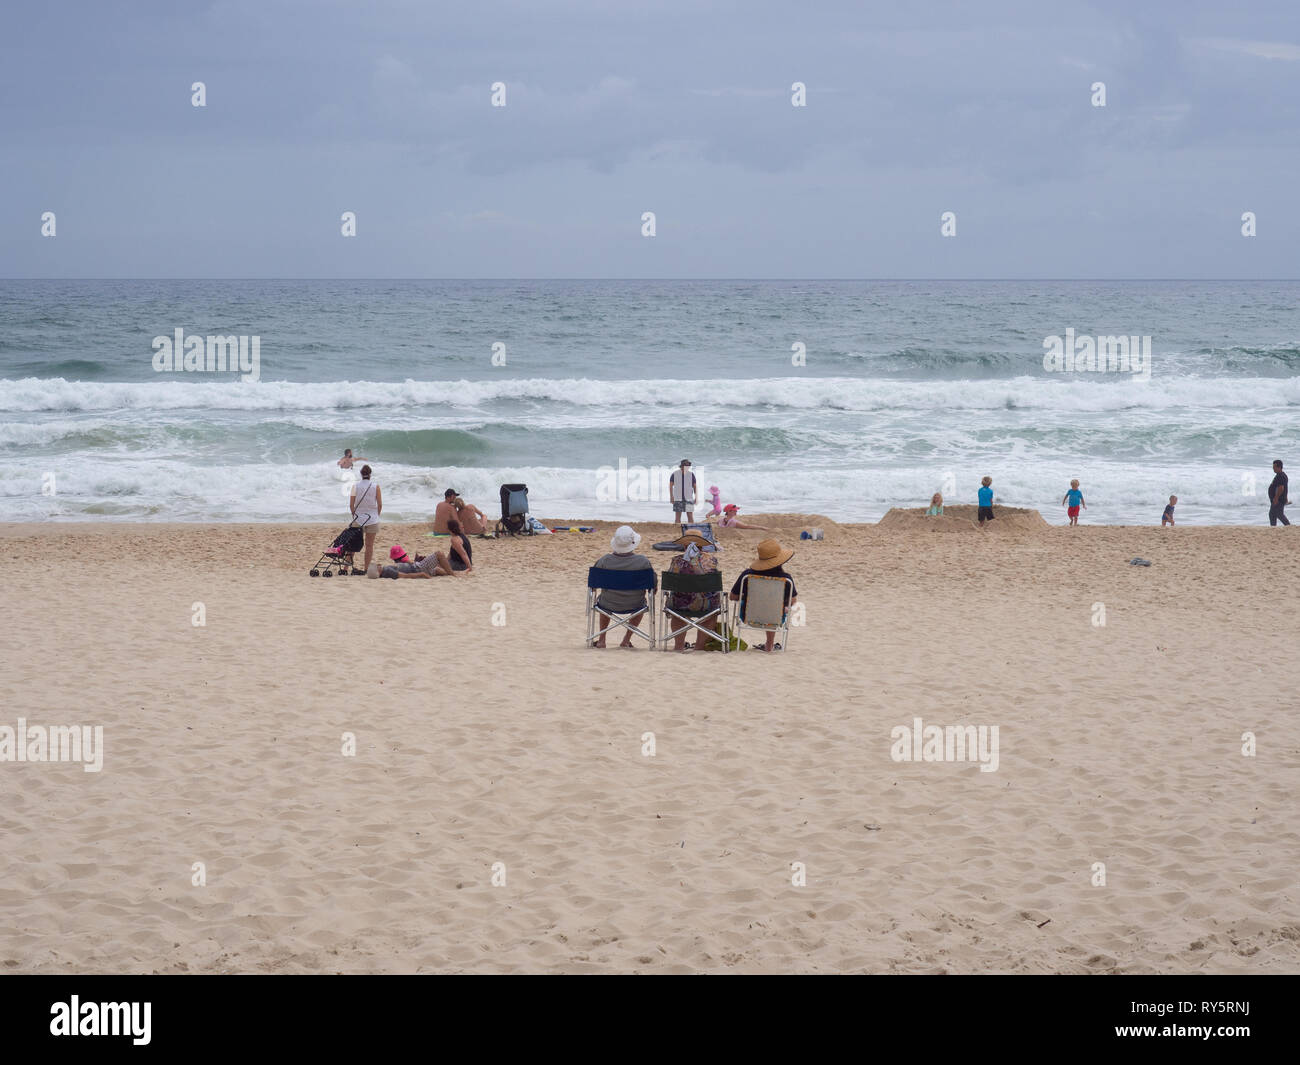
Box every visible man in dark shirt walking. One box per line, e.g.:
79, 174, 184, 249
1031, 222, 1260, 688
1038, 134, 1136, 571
1268, 459, 1290, 526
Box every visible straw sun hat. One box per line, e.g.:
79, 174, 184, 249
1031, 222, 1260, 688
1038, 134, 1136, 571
751, 539, 794, 571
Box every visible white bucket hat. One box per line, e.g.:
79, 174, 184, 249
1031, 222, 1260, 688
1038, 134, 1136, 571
610, 525, 641, 552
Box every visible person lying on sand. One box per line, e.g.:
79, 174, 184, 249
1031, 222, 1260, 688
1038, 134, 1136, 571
719, 503, 769, 530
370, 532, 472, 578
371, 543, 441, 578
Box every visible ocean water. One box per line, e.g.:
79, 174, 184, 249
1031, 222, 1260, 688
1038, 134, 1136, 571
1, 279, 1297, 525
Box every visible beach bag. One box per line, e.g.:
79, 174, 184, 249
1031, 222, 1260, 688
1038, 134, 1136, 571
697, 632, 748, 652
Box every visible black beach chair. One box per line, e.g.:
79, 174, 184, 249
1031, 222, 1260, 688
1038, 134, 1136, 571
659, 569, 728, 651
497, 483, 532, 536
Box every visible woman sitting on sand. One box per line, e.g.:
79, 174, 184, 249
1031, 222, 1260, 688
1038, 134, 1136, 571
454, 496, 488, 535
441, 519, 474, 573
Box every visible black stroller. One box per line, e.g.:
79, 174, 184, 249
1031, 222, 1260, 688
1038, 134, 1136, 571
309, 516, 374, 577
496, 483, 533, 536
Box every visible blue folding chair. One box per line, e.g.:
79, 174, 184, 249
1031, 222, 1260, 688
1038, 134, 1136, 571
586, 566, 658, 647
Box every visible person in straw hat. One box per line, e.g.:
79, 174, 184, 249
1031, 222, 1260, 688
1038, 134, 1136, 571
591, 525, 655, 648
728, 539, 798, 652
665, 530, 722, 652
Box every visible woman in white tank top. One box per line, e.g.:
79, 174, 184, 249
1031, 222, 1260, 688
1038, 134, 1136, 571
349, 465, 382, 571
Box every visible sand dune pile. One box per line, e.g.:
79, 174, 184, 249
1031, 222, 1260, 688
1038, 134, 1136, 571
877, 505, 1051, 533
741, 513, 841, 531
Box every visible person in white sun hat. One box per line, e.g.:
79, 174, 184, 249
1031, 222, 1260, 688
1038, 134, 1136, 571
591, 525, 655, 648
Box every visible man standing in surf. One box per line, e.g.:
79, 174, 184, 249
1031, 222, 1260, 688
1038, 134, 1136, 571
1268, 459, 1290, 526
669, 459, 697, 524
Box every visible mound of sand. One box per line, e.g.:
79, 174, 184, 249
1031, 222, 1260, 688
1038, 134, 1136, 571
876, 504, 1050, 532
742, 513, 840, 531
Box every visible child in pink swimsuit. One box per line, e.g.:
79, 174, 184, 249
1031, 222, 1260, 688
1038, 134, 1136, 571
720, 504, 768, 530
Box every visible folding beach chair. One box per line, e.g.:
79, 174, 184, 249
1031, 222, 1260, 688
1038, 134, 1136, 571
586, 567, 657, 647
659, 570, 728, 652
732, 573, 795, 650
497, 483, 532, 536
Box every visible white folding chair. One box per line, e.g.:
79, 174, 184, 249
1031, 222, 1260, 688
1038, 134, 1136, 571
733, 573, 795, 650
586, 566, 657, 647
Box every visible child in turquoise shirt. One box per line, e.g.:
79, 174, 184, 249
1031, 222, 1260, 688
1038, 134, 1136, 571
977, 476, 995, 524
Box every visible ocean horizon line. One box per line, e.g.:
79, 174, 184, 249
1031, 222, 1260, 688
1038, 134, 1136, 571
5, 277, 1300, 284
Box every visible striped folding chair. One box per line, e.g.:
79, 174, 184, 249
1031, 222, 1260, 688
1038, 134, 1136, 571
586, 567, 657, 647
733, 573, 795, 651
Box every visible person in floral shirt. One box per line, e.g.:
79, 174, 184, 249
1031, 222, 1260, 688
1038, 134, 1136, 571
666, 531, 722, 651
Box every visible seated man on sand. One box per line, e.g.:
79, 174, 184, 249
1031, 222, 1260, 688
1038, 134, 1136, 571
592, 525, 655, 648
432, 489, 459, 533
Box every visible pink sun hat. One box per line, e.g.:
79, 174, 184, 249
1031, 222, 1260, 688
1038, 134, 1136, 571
389, 544, 410, 562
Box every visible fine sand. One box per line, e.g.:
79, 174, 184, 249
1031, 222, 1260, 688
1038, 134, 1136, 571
2, 512, 1298, 974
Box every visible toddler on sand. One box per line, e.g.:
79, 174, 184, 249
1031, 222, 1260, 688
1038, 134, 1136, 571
977, 476, 995, 525
1062, 479, 1086, 525
1162, 495, 1177, 526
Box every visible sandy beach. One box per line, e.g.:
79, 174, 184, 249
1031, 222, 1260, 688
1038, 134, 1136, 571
2, 512, 1298, 974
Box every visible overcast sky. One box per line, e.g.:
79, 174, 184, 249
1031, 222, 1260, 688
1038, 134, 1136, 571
4, 0, 1299, 278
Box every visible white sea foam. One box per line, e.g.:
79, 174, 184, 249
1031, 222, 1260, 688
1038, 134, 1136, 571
1, 375, 1297, 414
0, 453, 1279, 527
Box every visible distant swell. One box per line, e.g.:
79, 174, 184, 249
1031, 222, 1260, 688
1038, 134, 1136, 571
2, 375, 1297, 414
